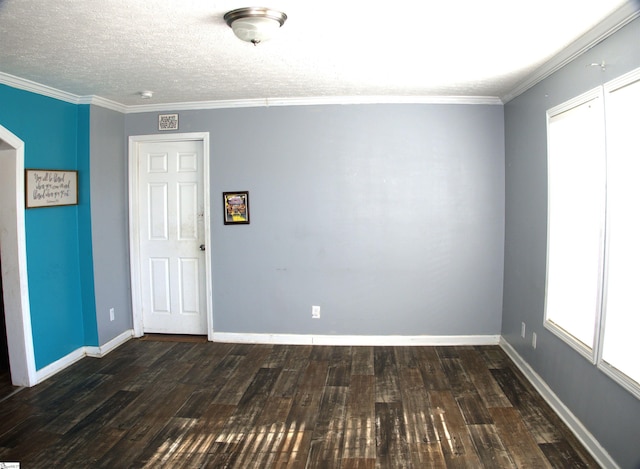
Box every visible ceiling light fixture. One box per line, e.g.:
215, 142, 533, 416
224, 7, 287, 45
139, 90, 154, 99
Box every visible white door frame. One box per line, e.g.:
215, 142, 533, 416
128, 133, 213, 340
0, 125, 37, 386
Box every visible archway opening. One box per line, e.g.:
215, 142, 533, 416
0, 126, 36, 387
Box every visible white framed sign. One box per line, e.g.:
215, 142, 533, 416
158, 113, 179, 131
25, 169, 78, 208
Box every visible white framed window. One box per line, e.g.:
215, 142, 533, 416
545, 68, 640, 399
545, 88, 606, 361
599, 70, 640, 398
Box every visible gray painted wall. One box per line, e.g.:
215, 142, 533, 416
502, 17, 640, 469
90, 105, 132, 344
126, 103, 505, 336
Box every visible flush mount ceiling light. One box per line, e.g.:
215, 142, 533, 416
224, 7, 287, 45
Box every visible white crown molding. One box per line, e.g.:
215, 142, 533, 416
0, 71, 79, 104
0, 72, 125, 112
78, 95, 128, 113
123, 95, 503, 113
1, 71, 502, 112
603, 65, 640, 93
2, 2, 636, 113
212, 332, 501, 346
502, 2, 640, 103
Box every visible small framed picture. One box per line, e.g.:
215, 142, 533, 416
223, 191, 250, 225
25, 169, 78, 208
158, 113, 179, 131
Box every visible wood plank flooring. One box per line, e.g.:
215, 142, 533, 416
0, 340, 599, 468
0, 370, 19, 403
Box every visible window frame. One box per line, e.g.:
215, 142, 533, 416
544, 86, 607, 364
544, 68, 640, 400
597, 67, 640, 400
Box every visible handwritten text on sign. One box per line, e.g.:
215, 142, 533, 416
26, 170, 78, 208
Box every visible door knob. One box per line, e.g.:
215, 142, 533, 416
199, 244, 206, 251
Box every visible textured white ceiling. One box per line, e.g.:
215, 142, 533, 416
0, 0, 635, 106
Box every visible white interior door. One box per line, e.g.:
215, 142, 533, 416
137, 139, 207, 335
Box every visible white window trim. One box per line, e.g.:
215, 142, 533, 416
599, 361, 640, 400
596, 67, 640, 400
544, 68, 640, 400
544, 320, 595, 361
544, 86, 606, 365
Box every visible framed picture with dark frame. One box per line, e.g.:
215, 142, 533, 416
25, 169, 78, 208
223, 191, 250, 225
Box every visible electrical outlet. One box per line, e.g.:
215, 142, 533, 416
109, 307, 115, 322
532, 332, 537, 349
312, 305, 321, 319
521, 322, 526, 338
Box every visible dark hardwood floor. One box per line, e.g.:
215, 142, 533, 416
0, 339, 598, 468
0, 370, 19, 403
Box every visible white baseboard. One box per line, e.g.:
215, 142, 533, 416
35, 347, 86, 384
28, 330, 617, 468
85, 329, 134, 358
499, 338, 619, 469
35, 329, 134, 385
212, 332, 501, 346
29, 331, 498, 385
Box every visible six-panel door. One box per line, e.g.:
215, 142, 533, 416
138, 140, 207, 335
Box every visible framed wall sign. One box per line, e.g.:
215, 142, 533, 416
25, 169, 78, 208
223, 191, 250, 224
158, 113, 179, 131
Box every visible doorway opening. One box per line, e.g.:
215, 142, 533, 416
0, 254, 10, 384
128, 133, 213, 340
0, 125, 37, 387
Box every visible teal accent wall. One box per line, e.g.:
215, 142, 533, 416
0, 85, 96, 368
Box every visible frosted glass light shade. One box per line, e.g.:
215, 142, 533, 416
224, 7, 287, 44
231, 16, 281, 43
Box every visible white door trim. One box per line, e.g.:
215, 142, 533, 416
0, 125, 37, 386
128, 133, 213, 340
